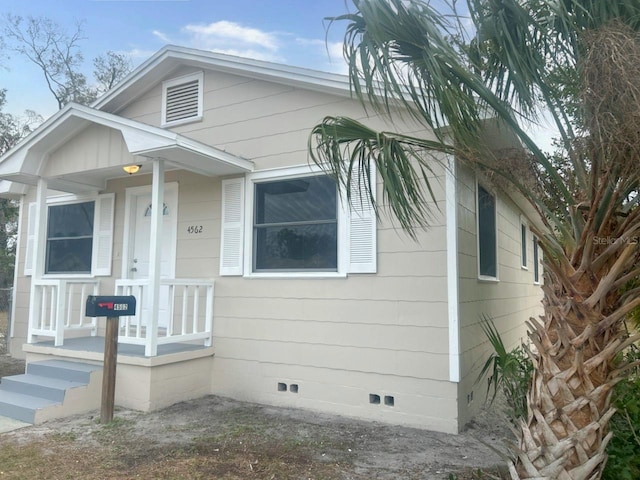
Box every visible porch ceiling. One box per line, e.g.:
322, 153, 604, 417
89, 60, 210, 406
0, 103, 254, 194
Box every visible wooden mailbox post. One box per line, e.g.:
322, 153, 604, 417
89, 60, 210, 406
85, 295, 136, 423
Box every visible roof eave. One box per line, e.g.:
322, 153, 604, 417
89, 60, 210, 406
93, 45, 353, 114
0, 103, 254, 194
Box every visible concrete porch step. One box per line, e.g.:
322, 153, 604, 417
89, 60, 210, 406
0, 389, 58, 423
0, 360, 102, 425
0, 374, 84, 402
26, 359, 101, 383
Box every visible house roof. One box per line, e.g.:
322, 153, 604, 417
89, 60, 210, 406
94, 45, 353, 115
0, 45, 351, 197
0, 103, 254, 195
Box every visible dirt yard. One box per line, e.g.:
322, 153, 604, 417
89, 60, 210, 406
0, 354, 513, 479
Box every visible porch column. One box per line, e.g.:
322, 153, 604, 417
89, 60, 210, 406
27, 178, 48, 343
145, 158, 165, 357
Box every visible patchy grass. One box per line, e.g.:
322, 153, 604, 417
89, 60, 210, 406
0, 424, 351, 479
0, 356, 511, 479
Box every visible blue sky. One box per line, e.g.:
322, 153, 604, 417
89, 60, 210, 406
0, 0, 354, 119
0, 0, 557, 151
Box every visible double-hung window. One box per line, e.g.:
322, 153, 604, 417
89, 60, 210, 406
253, 175, 338, 271
24, 194, 115, 277
46, 201, 95, 274
219, 164, 377, 277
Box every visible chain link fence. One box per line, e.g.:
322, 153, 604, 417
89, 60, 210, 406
0, 288, 12, 354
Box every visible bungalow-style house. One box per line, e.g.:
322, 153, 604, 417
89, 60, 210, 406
0, 45, 543, 434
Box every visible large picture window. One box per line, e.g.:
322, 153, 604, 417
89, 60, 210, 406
477, 184, 497, 278
253, 175, 337, 271
45, 201, 95, 274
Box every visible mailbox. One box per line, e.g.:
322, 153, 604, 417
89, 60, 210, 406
86, 295, 136, 317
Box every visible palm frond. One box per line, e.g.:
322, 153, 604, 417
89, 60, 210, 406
310, 116, 453, 236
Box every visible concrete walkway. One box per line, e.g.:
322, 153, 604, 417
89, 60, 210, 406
0, 415, 30, 433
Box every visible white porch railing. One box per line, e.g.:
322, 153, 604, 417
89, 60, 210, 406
27, 278, 214, 356
28, 279, 100, 346
115, 278, 214, 352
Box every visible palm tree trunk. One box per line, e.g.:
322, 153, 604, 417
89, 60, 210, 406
510, 271, 638, 479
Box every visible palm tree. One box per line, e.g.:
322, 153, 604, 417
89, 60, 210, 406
309, 1, 640, 478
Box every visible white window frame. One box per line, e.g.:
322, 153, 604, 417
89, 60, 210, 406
476, 179, 499, 282
533, 234, 540, 285
161, 71, 204, 127
42, 193, 105, 279
243, 165, 349, 278
520, 216, 528, 270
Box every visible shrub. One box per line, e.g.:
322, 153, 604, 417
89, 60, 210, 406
602, 345, 640, 480
477, 315, 532, 423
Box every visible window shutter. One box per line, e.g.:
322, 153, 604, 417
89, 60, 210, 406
348, 163, 377, 273
24, 202, 37, 276
220, 177, 245, 276
92, 193, 115, 276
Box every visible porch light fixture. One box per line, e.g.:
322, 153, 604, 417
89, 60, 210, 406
123, 164, 142, 175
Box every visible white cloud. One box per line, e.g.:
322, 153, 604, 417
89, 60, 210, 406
152, 21, 285, 63
150, 21, 347, 73
295, 38, 348, 74
152, 30, 172, 44
184, 21, 279, 51
205, 48, 284, 63
124, 48, 159, 61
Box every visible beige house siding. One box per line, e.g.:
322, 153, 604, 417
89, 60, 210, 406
209, 165, 455, 431
118, 66, 424, 170
455, 163, 543, 427
9, 64, 465, 432
7, 53, 548, 432
118, 66, 460, 430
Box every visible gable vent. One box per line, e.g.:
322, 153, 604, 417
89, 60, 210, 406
166, 80, 199, 122
162, 72, 203, 126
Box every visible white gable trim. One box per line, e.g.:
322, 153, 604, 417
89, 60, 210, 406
94, 45, 353, 115
0, 103, 253, 193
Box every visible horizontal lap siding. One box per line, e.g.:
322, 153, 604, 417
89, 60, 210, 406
117, 68, 457, 431
455, 163, 543, 427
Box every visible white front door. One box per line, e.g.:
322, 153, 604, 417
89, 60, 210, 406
124, 184, 178, 328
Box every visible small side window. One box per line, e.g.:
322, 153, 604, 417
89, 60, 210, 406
477, 184, 497, 279
520, 223, 528, 269
533, 235, 540, 284
161, 72, 204, 127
